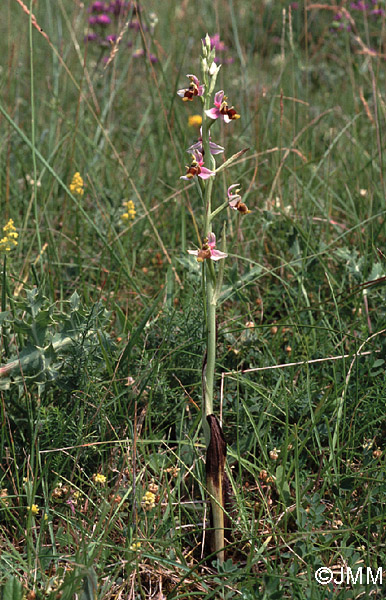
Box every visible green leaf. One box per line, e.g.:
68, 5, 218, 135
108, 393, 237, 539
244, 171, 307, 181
175, 254, 201, 276
368, 262, 385, 282
70, 291, 81, 310
1, 577, 23, 600
0, 311, 11, 325
219, 264, 263, 303
372, 359, 384, 369
275, 465, 291, 504
80, 567, 98, 600
0, 293, 112, 392
0, 378, 11, 391
26, 287, 45, 318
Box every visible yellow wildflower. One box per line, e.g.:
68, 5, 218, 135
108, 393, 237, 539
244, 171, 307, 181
188, 114, 202, 127
121, 200, 136, 222
0, 219, 18, 253
93, 473, 107, 485
141, 490, 156, 511
130, 541, 141, 551
29, 504, 39, 515
69, 172, 84, 196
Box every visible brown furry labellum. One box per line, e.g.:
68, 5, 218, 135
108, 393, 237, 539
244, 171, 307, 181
182, 83, 200, 102
220, 101, 240, 120
237, 202, 250, 214
197, 248, 212, 261
184, 161, 201, 178
230, 198, 251, 214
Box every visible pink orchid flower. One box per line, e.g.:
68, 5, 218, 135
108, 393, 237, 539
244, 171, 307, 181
180, 150, 215, 181
188, 232, 228, 262
228, 184, 242, 207
205, 90, 240, 123
227, 184, 250, 214
186, 127, 224, 155
177, 74, 205, 102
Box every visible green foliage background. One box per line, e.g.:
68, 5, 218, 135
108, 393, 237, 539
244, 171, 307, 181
1, 0, 386, 598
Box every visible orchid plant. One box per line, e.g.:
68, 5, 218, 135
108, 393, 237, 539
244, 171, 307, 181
179, 35, 249, 564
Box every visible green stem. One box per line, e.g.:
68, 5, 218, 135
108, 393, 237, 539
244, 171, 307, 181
200, 40, 226, 565
203, 272, 217, 447
1, 255, 9, 357
203, 177, 213, 237
210, 200, 229, 222
201, 263, 207, 326
181, 205, 186, 253
29, 0, 43, 273
1, 255, 6, 313
201, 76, 217, 447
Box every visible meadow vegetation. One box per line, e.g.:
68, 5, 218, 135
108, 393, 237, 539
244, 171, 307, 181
1, 1, 386, 598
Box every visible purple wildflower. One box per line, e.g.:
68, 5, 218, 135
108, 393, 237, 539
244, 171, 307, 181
350, 1, 368, 9
209, 34, 227, 52
206, 34, 234, 64
96, 14, 111, 25
84, 33, 99, 42
330, 11, 351, 32
89, 1, 106, 13
109, 0, 125, 15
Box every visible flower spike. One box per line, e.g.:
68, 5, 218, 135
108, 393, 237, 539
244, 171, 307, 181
205, 90, 240, 123
188, 232, 228, 262
177, 74, 205, 102
180, 150, 215, 181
